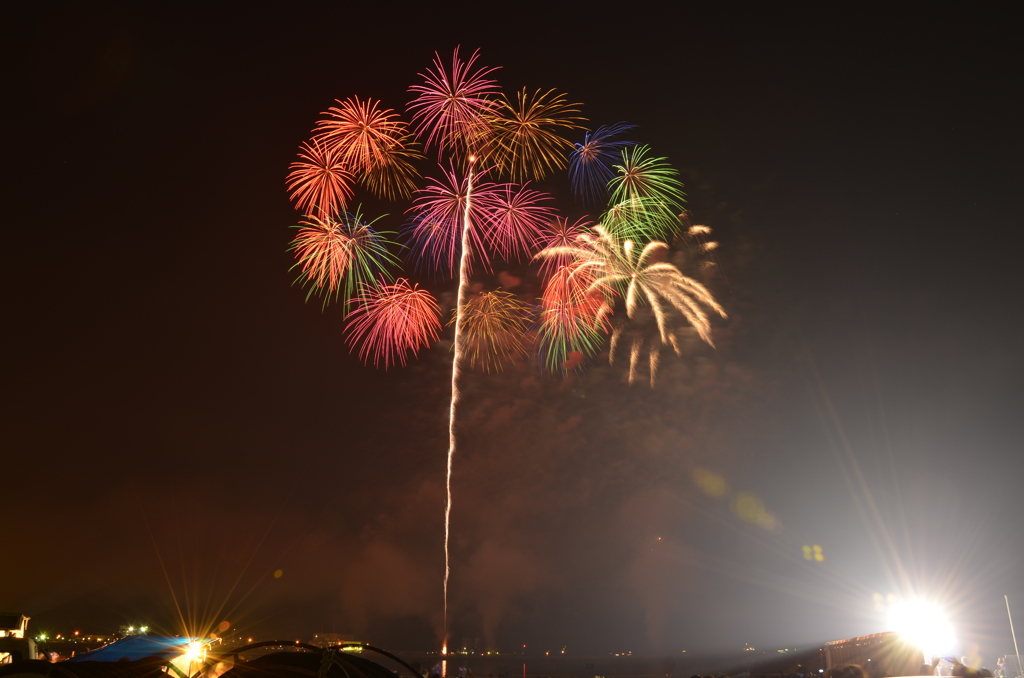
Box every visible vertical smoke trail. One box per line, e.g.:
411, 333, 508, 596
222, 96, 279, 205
444, 159, 476, 654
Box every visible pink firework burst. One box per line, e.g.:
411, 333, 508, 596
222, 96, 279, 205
408, 47, 501, 157
286, 140, 354, 215
476, 182, 557, 263
344, 279, 442, 369
407, 168, 555, 273
406, 166, 499, 274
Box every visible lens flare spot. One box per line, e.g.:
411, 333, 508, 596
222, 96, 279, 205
732, 492, 780, 531
692, 468, 728, 497
273, 569, 283, 579
733, 492, 764, 522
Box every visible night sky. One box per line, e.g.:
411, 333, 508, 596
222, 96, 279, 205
3, 2, 1023, 665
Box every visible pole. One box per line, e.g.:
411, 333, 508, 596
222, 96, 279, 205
1006, 595, 1023, 678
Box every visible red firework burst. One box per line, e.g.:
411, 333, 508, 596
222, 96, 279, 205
344, 279, 442, 369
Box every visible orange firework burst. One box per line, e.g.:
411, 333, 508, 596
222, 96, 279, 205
314, 96, 410, 175
288, 210, 399, 305
344, 279, 441, 369
455, 290, 533, 373
485, 88, 585, 182
286, 140, 355, 216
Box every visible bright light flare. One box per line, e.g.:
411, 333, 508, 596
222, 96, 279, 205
184, 641, 203, 663
886, 600, 957, 659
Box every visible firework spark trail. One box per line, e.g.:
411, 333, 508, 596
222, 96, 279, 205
443, 159, 476, 654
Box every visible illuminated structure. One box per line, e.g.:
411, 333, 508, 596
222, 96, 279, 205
824, 632, 925, 675
0, 614, 28, 639
0, 614, 38, 664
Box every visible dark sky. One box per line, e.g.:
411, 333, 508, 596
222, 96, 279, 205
3, 1, 1023, 665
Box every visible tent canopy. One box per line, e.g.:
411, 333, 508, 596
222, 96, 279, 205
65, 636, 198, 663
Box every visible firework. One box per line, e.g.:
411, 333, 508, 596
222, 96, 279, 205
608, 145, 686, 210
442, 161, 479, 652
359, 135, 424, 201
407, 168, 554, 273
344, 279, 441, 369
288, 208, 399, 306
408, 47, 501, 157
284, 48, 730, 653
538, 225, 725, 383
314, 96, 409, 175
604, 145, 686, 242
535, 216, 594, 277
568, 122, 635, 206
286, 140, 355, 216
456, 290, 533, 373
485, 88, 585, 182
536, 262, 611, 372
601, 195, 682, 242
406, 166, 500, 274
476, 182, 556, 263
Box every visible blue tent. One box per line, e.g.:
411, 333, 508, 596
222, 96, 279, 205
65, 636, 198, 663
